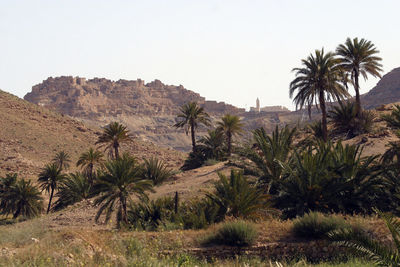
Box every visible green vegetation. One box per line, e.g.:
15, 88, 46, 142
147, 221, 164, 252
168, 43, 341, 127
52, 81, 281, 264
217, 114, 244, 156
206, 170, 270, 219
37, 163, 66, 213
329, 210, 400, 267
93, 154, 153, 227
76, 147, 104, 185
293, 212, 351, 240
142, 157, 175, 186
336, 37, 383, 115
174, 101, 211, 153
96, 121, 133, 159
202, 220, 258, 247
52, 172, 92, 211
382, 104, 400, 129
1, 37, 398, 266
290, 49, 349, 141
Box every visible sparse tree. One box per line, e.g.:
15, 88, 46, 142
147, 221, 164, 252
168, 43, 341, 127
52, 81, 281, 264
76, 147, 104, 185
52, 151, 71, 171
217, 114, 243, 156
94, 154, 153, 227
5, 179, 43, 219
290, 49, 349, 141
174, 102, 211, 152
336, 37, 383, 115
96, 122, 133, 159
37, 163, 66, 214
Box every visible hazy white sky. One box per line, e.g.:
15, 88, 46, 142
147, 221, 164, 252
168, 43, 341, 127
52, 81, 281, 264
1, 0, 399, 110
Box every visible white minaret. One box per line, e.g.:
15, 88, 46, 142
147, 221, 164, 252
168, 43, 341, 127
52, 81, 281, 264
256, 98, 260, 113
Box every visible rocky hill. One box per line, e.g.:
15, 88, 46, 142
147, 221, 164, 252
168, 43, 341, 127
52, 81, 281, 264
362, 67, 400, 109
24, 77, 294, 151
0, 89, 185, 178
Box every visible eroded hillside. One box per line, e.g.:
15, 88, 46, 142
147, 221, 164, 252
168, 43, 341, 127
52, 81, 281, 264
0, 90, 185, 178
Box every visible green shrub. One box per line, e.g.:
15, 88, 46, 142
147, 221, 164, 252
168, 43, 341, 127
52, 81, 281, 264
202, 220, 258, 247
142, 157, 176, 186
293, 212, 351, 239
382, 104, 400, 129
328, 102, 375, 138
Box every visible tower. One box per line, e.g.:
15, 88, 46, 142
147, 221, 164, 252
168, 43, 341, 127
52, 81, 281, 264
256, 98, 260, 113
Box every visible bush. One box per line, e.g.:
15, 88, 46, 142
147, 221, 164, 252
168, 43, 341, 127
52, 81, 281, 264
292, 212, 351, 239
382, 104, 400, 129
328, 102, 375, 138
202, 220, 257, 247
142, 157, 176, 186
203, 158, 220, 166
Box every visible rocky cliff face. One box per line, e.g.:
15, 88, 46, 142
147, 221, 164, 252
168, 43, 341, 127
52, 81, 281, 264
24, 76, 294, 151
362, 68, 400, 109
25, 76, 244, 117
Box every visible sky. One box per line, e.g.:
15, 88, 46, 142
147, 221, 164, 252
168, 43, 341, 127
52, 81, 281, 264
1, 0, 399, 111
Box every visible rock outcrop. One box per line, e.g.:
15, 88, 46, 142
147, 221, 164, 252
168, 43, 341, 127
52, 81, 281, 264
362, 67, 400, 109
25, 76, 244, 117
24, 76, 295, 151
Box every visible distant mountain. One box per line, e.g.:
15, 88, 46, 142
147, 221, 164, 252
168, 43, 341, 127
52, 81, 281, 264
24, 76, 294, 151
362, 67, 400, 109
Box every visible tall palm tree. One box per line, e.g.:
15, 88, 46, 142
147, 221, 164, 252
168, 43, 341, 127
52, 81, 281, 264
336, 37, 383, 115
37, 163, 66, 214
174, 102, 211, 152
217, 114, 243, 156
96, 122, 133, 159
52, 151, 71, 171
93, 154, 153, 227
5, 179, 43, 219
290, 49, 349, 141
76, 147, 104, 185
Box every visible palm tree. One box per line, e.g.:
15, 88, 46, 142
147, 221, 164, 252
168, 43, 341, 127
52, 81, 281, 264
76, 148, 104, 185
52, 172, 92, 211
382, 104, 400, 129
5, 179, 43, 219
174, 102, 211, 152
336, 37, 383, 115
142, 157, 176, 186
0, 173, 17, 215
206, 170, 270, 219
290, 49, 349, 141
52, 151, 71, 170
244, 126, 296, 193
37, 163, 66, 214
198, 129, 226, 160
381, 141, 400, 170
217, 114, 243, 156
96, 122, 133, 159
329, 210, 400, 267
93, 154, 153, 227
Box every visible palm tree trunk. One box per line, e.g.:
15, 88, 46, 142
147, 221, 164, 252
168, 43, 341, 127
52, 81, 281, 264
114, 144, 119, 159
319, 90, 328, 142
227, 131, 232, 156
354, 70, 362, 116
89, 163, 93, 185
47, 188, 54, 214
190, 122, 196, 152
122, 199, 128, 224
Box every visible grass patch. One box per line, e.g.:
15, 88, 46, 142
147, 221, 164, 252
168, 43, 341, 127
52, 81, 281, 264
293, 212, 351, 240
202, 220, 257, 247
